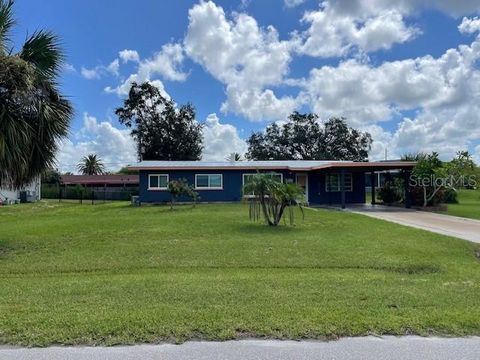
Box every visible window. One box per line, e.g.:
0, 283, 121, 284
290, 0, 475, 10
148, 174, 169, 190
242, 173, 283, 187
195, 174, 223, 189
325, 173, 352, 192
242, 173, 283, 196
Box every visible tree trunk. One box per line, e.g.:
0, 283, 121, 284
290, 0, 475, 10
274, 204, 287, 225
260, 197, 274, 226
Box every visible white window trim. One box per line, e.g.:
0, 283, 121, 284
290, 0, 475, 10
242, 173, 283, 186
195, 174, 223, 190
325, 173, 353, 192
148, 174, 169, 190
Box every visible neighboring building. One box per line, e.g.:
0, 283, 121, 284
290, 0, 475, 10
128, 160, 416, 208
55, 174, 140, 201
60, 174, 139, 188
0, 178, 41, 204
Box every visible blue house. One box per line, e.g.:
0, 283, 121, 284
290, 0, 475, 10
128, 160, 416, 208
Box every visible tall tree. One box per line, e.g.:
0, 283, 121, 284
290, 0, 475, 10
0, 0, 73, 189
77, 154, 105, 175
246, 112, 372, 161
115, 82, 203, 161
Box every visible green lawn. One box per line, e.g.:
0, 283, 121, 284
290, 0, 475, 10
443, 189, 480, 220
0, 201, 479, 346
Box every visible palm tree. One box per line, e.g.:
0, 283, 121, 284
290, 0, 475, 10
225, 152, 243, 162
77, 154, 105, 175
0, 0, 73, 189
243, 173, 305, 226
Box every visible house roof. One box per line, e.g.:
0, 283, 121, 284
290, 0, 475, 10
127, 160, 416, 172
61, 175, 139, 185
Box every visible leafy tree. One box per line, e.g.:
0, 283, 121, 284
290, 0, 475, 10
0, 0, 73, 189
115, 82, 203, 161
116, 166, 138, 175
77, 154, 105, 175
225, 152, 243, 162
41, 168, 61, 184
378, 178, 403, 204
405, 152, 447, 207
445, 151, 477, 188
243, 173, 305, 226
246, 112, 372, 161
167, 178, 199, 209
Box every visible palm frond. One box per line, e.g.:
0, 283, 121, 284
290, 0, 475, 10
0, 1, 73, 190
19, 30, 64, 80
0, 0, 15, 55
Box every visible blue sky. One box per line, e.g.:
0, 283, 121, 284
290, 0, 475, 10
12, 0, 480, 172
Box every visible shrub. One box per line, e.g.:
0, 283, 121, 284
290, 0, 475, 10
167, 179, 199, 209
378, 180, 402, 204
443, 188, 458, 204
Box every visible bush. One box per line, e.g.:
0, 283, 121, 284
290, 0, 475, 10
443, 188, 458, 204
378, 180, 402, 204
167, 179, 199, 209
410, 186, 444, 207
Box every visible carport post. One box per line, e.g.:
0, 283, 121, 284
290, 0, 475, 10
340, 169, 346, 209
371, 171, 376, 205
404, 170, 412, 209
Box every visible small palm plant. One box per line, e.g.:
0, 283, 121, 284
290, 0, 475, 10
243, 173, 305, 226
77, 154, 105, 175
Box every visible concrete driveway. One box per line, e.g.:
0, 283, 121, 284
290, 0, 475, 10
346, 204, 480, 243
1, 337, 480, 360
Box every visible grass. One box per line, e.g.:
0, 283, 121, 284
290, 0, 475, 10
443, 189, 480, 220
0, 201, 479, 346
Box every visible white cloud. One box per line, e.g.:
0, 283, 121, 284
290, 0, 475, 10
119, 49, 140, 63
56, 113, 247, 170
184, 0, 298, 121
284, 0, 305, 8
302, 36, 480, 120
221, 87, 297, 121
140, 43, 188, 82
459, 17, 480, 34
107, 59, 120, 76
297, 34, 480, 158
63, 63, 76, 73
56, 113, 136, 173
105, 43, 186, 97
298, 3, 419, 58
80, 60, 120, 80
80, 67, 101, 80
202, 113, 247, 160
316, 0, 480, 19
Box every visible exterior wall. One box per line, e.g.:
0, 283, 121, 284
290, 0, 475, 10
308, 171, 366, 204
139, 169, 296, 203
139, 169, 366, 205
0, 177, 41, 202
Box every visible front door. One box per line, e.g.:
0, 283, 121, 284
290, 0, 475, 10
295, 173, 308, 203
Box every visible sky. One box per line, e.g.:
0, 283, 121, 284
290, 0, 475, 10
12, 0, 480, 172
